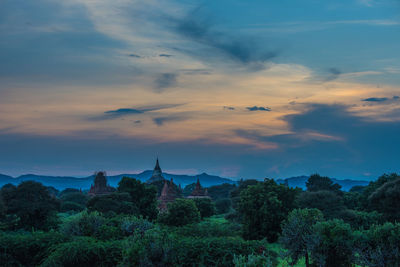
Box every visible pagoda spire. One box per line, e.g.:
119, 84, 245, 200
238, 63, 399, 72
155, 157, 161, 170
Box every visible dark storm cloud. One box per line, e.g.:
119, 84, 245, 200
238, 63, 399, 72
152, 116, 186, 126
246, 106, 271, 111
166, 10, 279, 69
154, 73, 178, 92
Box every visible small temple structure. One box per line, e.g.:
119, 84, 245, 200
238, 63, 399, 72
88, 171, 115, 196
187, 178, 210, 199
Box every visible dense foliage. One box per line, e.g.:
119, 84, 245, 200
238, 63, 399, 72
238, 178, 298, 242
158, 198, 201, 226
0, 181, 60, 230
1, 172, 400, 266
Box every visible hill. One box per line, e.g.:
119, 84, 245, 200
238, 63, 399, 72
276, 176, 369, 191
0, 171, 236, 190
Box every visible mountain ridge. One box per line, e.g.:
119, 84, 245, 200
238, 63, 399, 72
0, 172, 370, 191
0, 171, 236, 190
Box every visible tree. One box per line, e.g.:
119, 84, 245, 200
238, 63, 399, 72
87, 193, 138, 215
355, 222, 400, 267
230, 179, 260, 210
368, 175, 400, 221
297, 190, 345, 219
336, 209, 382, 229
215, 198, 232, 214
207, 183, 236, 200
2, 181, 60, 230
158, 199, 200, 226
306, 174, 341, 193
193, 198, 215, 219
238, 179, 298, 242
280, 209, 324, 267
310, 219, 354, 267
0, 197, 5, 219
118, 177, 158, 220
61, 192, 89, 206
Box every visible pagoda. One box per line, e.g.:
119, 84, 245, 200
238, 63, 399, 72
158, 178, 178, 211
187, 178, 210, 199
88, 171, 115, 196
146, 158, 165, 184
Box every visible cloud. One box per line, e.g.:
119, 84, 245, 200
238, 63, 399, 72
234, 103, 400, 177
90, 104, 183, 120
246, 106, 271, 111
362, 96, 400, 103
134, 120, 141, 124
154, 73, 178, 92
168, 9, 279, 69
105, 108, 143, 115
128, 54, 141, 58
362, 97, 389, 102
159, 54, 173, 57
180, 69, 212, 75
223, 106, 235, 110
325, 68, 342, 81
152, 116, 186, 126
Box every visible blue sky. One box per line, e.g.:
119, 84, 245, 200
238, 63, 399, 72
0, 0, 399, 180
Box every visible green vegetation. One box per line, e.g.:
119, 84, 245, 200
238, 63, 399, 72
1, 174, 400, 266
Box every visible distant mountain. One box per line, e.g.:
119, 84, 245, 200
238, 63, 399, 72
0, 171, 236, 190
276, 176, 370, 191
0, 172, 371, 192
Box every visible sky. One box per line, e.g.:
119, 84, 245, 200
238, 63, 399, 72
0, 0, 400, 180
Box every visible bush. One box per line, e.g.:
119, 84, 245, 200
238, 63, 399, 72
233, 253, 275, 267
158, 199, 200, 226
41, 237, 123, 267
0, 231, 67, 266
60, 211, 107, 238
121, 228, 174, 266
169, 219, 241, 238
172, 236, 277, 267
120, 216, 154, 236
